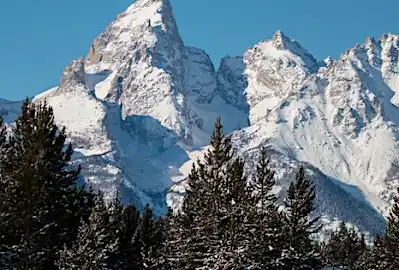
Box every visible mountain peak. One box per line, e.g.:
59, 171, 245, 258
248, 30, 318, 72
130, 0, 169, 6
273, 29, 285, 38
86, 0, 180, 66
272, 30, 290, 49
123, 0, 173, 26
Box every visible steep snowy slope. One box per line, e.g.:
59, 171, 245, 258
218, 31, 399, 233
1, 0, 398, 232
31, 0, 247, 213
170, 31, 399, 233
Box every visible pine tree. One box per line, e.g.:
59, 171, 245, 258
161, 208, 177, 269
57, 193, 119, 269
0, 99, 94, 268
173, 118, 231, 269
247, 147, 284, 269
175, 163, 217, 269
278, 167, 322, 269
138, 204, 165, 269
0, 115, 14, 268
382, 187, 399, 269
361, 189, 399, 270
358, 235, 390, 270
321, 221, 366, 269
163, 207, 186, 269
172, 117, 253, 269
214, 156, 249, 269
116, 204, 142, 269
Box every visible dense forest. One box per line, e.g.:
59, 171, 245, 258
0, 100, 398, 269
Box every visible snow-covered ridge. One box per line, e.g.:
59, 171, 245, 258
229, 31, 399, 233
1, 0, 399, 233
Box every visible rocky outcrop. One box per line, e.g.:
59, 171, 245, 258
216, 56, 248, 112
59, 58, 86, 88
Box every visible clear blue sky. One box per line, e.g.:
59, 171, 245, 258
1, 0, 398, 101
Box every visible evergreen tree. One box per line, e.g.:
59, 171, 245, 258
176, 162, 218, 269
57, 193, 119, 269
321, 221, 366, 269
173, 118, 231, 269
384, 188, 399, 268
0, 115, 14, 267
278, 167, 322, 269
247, 147, 284, 269
214, 156, 249, 269
358, 235, 390, 270
0, 99, 94, 268
116, 204, 142, 269
172, 117, 252, 269
138, 204, 165, 269
352, 233, 368, 270
163, 207, 186, 269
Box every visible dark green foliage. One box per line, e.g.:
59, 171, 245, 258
57, 196, 166, 270
248, 147, 277, 207
0, 99, 94, 268
172, 117, 226, 268
247, 147, 284, 269
364, 188, 399, 269
278, 167, 322, 269
116, 204, 142, 269
57, 193, 119, 269
214, 155, 249, 269
354, 189, 399, 270
333, 187, 399, 270
385, 188, 399, 268
138, 204, 165, 269
358, 235, 390, 270
321, 221, 367, 269
162, 208, 187, 269
169, 117, 250, 269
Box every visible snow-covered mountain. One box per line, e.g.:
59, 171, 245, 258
2, 0, 399, 234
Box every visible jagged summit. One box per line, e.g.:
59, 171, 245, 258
259, 31, 318, 72
129, 0, 170, 8
271, 30, 290, 49
86, 0, 179, 67
1, 0, 399, 232
241, 31, 319, 122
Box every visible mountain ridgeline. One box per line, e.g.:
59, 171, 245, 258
1, 0, 399, 234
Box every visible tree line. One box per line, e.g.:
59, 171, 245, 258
0, 100, 398, 269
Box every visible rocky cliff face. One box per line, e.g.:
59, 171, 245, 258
216, 56, 249, 112
2, 0, 399, 233
222, 31, 399, 233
